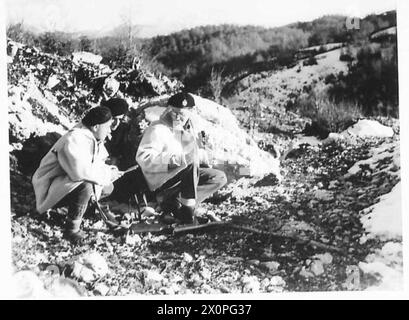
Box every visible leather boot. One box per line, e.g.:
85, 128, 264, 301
64, 219, 86, 244
175, 205, 198, 225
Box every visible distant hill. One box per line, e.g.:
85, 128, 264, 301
141, 11, 396, 93
7, 10, 397, 96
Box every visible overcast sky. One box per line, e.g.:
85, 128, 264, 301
6, 0, 397, 36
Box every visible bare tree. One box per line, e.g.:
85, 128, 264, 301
244, 89, 262, 138
209, 67, 225, 103
119, 4, 142, 68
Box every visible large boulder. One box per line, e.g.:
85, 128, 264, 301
72, 51, 103, 66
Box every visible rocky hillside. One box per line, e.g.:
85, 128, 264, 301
7, 39, 402, 296
8, 39, 279, 180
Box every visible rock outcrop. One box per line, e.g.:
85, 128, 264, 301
7, 38, 183, 147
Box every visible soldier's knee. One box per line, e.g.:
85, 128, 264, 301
78, 182, 93, 196
101, 183, 114, 198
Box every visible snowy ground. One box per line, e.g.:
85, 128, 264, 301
351, 138, 402, 291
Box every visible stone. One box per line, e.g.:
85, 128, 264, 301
299, 267, 314, 278
182, 252, 194, 263
92, 220, 105, 230
94, 283, 110, 296
313, 190, 333, 201
46, 74, 60, 89
71, 261, 95, 283
260, 261, 280, 273
241, 275, 260, 293
310, 260, 325, 276
270, 276, 286, 287
69, 251, 109, 283
125, 234, 142, 246
328, 180, 338, 190
190, 274, 204, 286
297, 210, 306, 217
253, 196, 266, 204
200, 267, 212, 280
314, 253, 333, 265
145, 270, 164, 284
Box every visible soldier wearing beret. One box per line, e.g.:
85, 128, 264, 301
101, 97, 129, 132
32, 106, 123, 243
136, 92, 227, 224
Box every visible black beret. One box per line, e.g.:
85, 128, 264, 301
82, 106, 112, 127
101, 98, 129, 117
167, 92, 195, 109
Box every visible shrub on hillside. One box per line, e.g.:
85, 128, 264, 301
339, 53, 354, 62
296, 93, 362, 137
303, 56, 318, 66
208, 67, 226, 103
329, 44, 398, 117
324, 73, 337, 84
7, 23, 38, 47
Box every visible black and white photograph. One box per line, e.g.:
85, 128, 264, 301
1, 0, 407, 298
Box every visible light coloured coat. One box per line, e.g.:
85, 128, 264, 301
136, 111, 208, 191
32, 124, 114, 213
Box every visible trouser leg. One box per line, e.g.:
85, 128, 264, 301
176, 166, 226, 223
158, 165, 227, 206
101, 183, 114, 199
57, 182, 93, 232
179, 163, 199, 204
196, 168, 227, 204
157, 163, 199, 204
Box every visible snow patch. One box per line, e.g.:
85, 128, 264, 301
359, 242, 403, 291
361, 182, 402, 241
342, 119, 394, 139
353, 138, 403, 291
345, 141, 400, 178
